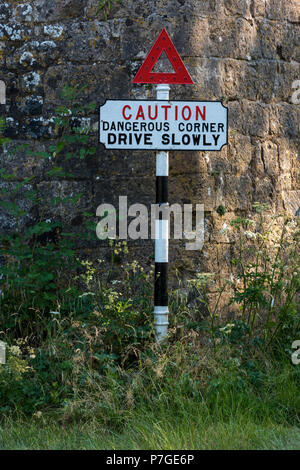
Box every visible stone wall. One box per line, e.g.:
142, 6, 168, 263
0, 0, 299, 290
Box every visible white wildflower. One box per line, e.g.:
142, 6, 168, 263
244, 230, 257, 239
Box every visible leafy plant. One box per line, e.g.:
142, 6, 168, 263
229, 204, 300, 345
0, 86, 97, 339
170, 204, 299, 355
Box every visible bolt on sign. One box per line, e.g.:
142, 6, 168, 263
100, 100, 227, 150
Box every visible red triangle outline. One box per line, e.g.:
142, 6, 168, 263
132, 28, 194, 85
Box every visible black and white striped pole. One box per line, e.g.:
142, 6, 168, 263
121, 28, 195, 342
154, 84, 170, 342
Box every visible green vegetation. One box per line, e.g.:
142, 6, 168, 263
97, 0, 123, 19
1, 415, 300, 450
216, 204, 227, 216
0, 88, 299, 450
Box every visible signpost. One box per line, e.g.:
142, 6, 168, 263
99, 28, 228, 342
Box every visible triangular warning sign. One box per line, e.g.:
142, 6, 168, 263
132, 28, 194, 85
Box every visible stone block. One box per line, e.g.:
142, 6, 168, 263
21, 71, 44, 93
257, 20, 300, 62
224, 0, 252, 18
15, 95, 43, 115
253, 175, 277, 206
94, 176, 155, 209
253, 140, 279, 176
37, 180, 93, 223
0, 41, 5, 66
227, 133, 253, 174
21, 116, 56, 139
1, 140, 47, 179
0, 181, 35, 231
0, 22, 31, 41
6, 40, 60, 70
0, 2, 11, 21
208, 17, 257, 59
33, 0, 88, 22
265, 0, 300, 22
44, 64, 130, 106
222, 59, 296, 103
186, 58, 224, 100
269, 104, 300, 138
59, 19, 125, 64
281, 190, 300, 216
169, 173, 217, 210
12, 2, 33, 23
97, 148, 155, 178
222, 174, 253, 211
241, 100, 269, 137
251, 0, 265, 17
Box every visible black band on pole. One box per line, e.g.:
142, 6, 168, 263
154, 172, 168, 309
154, 262, 168, 306
156, 176, 168, 204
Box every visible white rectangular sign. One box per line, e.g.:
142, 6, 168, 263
99, 100, 227, 151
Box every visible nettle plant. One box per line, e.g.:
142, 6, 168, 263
0, 86, 97, 339
177, 203, 300, 352
229, 203, 300, 345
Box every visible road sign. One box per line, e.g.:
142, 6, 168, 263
99, 99, 227, 151
99, 26, 229, 343
132, 28, 194, 85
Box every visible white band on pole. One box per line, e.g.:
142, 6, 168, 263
156, 84, 170, 100
155, 219, 169, 262
156, 151, 169, 176
154, 306, 169, 343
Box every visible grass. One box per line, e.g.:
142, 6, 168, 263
0, 210, 298, 450
1, 355, 300, 450
1, 327, 299, 450
1, 413, 300, 450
